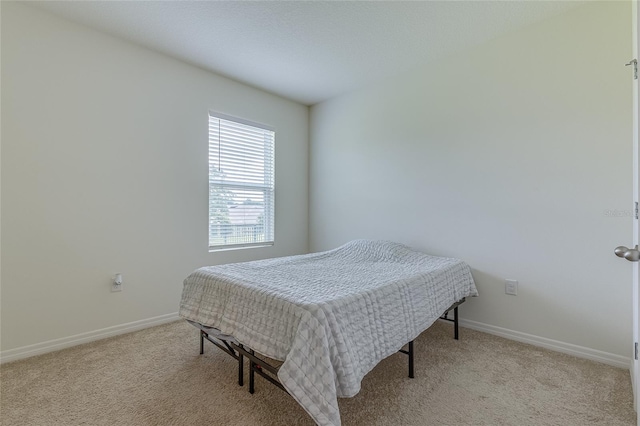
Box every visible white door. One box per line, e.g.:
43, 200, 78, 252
616, 0, 640, 425
619, 1, 640, 423
634, 2, 640, 422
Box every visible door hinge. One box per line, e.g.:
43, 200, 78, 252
627, 59, 638, 79
636, 202, 638, 219
635, 342, 638, 360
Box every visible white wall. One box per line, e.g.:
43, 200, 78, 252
310, 1, 633, 359
1, 3, 308, 353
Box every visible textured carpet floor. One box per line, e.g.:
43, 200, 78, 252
0, 320, 634, 426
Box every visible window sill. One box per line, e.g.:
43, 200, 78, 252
208, 242, 274, 253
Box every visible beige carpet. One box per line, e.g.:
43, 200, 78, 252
0, 320, 634, 426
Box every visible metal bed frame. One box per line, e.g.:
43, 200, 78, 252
195, 297, 466, 395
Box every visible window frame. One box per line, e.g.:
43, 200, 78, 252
208, 111, 276, 252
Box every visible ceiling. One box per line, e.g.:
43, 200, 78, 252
30, 1, 585, 106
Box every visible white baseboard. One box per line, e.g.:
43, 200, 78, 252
0, 312, 180, 364
456, 318, 631, 370
2, 313, 631, 370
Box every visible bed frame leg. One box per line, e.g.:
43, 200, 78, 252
454, 306, 459, 340
200, 331, 205, 355
249, 349, 255, 394
408, 341, 414, 378
238, 346, 244, 387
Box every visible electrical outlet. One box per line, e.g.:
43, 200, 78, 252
112, 273, 123, 292
505, 279, 518, 296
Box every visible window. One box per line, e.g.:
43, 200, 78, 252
208, 113, 275, 250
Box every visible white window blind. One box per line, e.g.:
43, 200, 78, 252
209, 113, 275, 250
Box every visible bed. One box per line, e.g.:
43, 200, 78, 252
179, 239, 478, 426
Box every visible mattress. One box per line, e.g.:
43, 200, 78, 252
179, 239, 478, 426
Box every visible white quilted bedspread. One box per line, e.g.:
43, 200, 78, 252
179, 240, 478, 426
